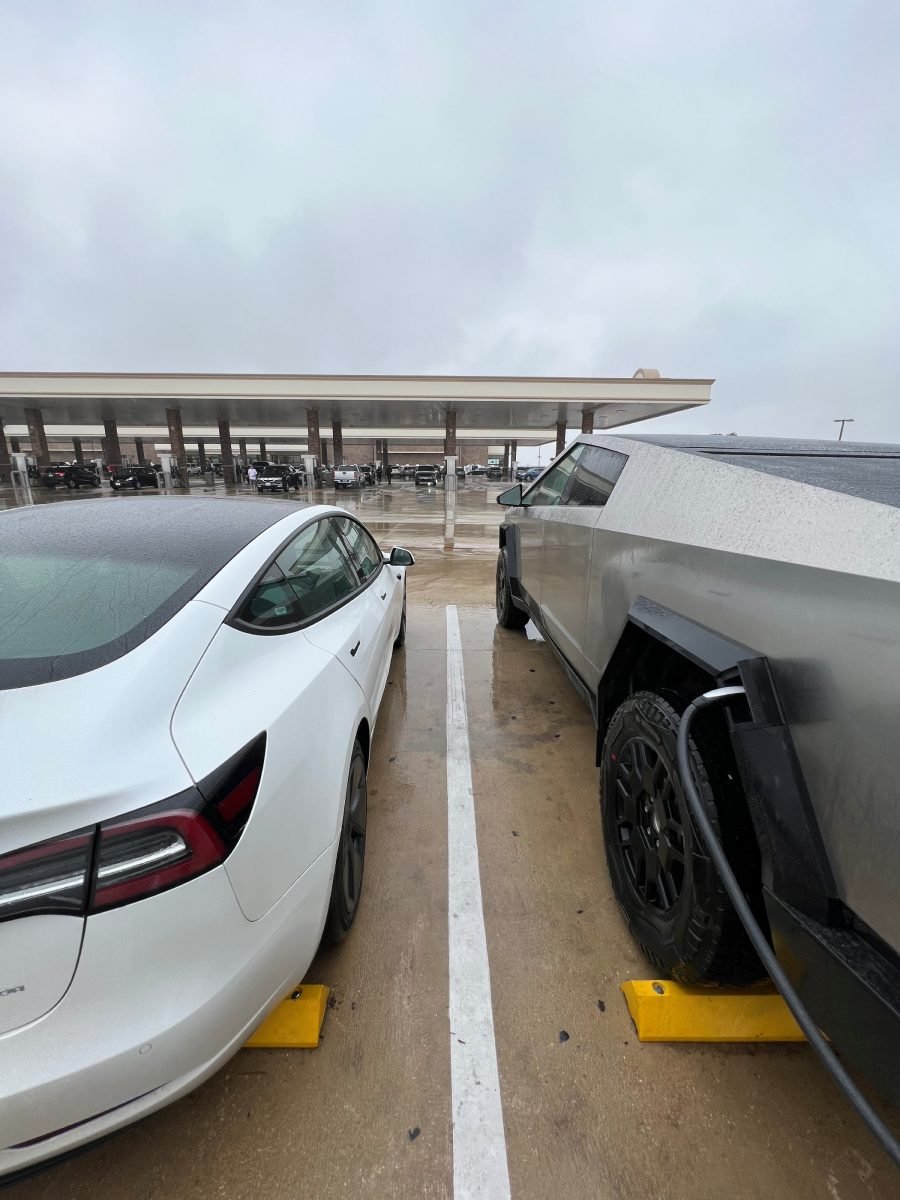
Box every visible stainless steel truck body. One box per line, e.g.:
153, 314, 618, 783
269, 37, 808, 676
496, 434, 900, 1101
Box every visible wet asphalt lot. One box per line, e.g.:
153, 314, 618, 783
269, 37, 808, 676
3, 477, 899, 1198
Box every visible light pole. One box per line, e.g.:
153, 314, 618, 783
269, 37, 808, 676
834, 418, 854, 441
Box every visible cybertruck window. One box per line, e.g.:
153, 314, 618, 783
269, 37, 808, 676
564, 446, 628, 507
526, 443, 586, 506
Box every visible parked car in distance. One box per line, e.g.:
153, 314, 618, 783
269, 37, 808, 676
495, 433, 900, 1105
42, 462, 102, 490
359, 464, 376, 486
257, 464, 302, 493
518, 466, 542, 482
111, 465, 160, 491
486, 464, 502, 480
414, 464, 441, 487
334, 464, 363, 489
470, 463, 486, 475
0, 498, 415, 1178
456, 466, 466, 479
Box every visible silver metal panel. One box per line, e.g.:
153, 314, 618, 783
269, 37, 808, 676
517, 508, 546, 606
536, 507, 600, 682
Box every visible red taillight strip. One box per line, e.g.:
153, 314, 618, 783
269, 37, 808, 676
0, 831, 93, 872
1, 735, 265, 920
0, 830, 94, 923
92, 811, 225, 911
0, 872, 83, 913
216, 765, 261, 823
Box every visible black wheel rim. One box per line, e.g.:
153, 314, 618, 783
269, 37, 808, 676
496, 556, 507, 613
612, 736, 686, 914
341, 755, 367, 912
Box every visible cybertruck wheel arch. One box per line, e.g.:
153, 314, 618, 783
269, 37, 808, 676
596, 596, 836, 922
497, 523, 528, 610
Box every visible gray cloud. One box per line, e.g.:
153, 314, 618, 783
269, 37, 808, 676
1, 0, 899, 440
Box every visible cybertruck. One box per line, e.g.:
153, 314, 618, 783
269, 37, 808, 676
495, 434, 900, 1101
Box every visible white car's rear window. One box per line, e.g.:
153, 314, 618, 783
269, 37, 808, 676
0, 553, 196, 659
0, 498, 302, 688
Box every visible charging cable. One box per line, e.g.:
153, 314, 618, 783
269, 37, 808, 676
676, 686, 900, 1169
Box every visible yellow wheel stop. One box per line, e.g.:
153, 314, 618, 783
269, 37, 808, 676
621, 979, 805, 1043
244, 984, 330, 1049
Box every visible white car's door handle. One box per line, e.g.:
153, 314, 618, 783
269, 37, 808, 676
380, 591, 387, 600
350, 640, 361, 657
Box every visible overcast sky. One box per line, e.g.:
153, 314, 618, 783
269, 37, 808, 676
1, 0, 899, 441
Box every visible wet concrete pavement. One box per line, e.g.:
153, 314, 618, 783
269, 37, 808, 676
4, 480, 898, 1198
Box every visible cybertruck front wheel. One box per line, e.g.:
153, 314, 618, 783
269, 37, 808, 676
495, 549, 528, 629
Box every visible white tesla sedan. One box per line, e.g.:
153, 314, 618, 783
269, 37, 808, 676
0, 498, 413, 1180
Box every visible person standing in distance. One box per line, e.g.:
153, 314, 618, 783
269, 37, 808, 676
247, 464, 258, 490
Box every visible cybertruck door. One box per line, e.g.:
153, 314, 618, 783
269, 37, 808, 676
511, 448, 588, 619
515, 504, 545, 610
537, 443, 619, 680
520, 445, 588, 646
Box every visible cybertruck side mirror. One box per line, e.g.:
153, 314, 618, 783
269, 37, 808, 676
497, 484, 525, 506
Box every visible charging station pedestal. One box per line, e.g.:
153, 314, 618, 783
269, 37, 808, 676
301, 453, 317, 489
11, 453, 33, 502
445, 455, 458, 491
158, 453, 174, 490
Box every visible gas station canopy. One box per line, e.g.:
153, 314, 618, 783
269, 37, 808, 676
0, 370, 713, 440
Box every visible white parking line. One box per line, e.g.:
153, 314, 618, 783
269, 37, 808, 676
446, 605, 512, 1200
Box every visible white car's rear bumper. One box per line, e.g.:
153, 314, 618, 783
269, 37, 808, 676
0, 844, 335, 1180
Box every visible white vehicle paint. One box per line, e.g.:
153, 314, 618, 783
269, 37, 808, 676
0, 498, 411, 1179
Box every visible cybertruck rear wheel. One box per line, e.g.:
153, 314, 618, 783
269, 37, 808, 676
600, 690, 764, 985
496, 549, 529, 629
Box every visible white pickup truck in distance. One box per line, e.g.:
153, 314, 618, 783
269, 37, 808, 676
334, 465, 363, 489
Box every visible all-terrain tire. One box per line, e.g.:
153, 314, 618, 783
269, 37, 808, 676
600, 690, 764, 985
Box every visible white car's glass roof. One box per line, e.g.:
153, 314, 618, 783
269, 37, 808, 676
0, 498, 301, 688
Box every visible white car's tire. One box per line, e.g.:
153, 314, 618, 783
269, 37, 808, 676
322, 740, 367, 944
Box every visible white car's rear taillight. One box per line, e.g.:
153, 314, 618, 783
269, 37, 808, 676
0, 734, 265, 922
0, 830, 93, 921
